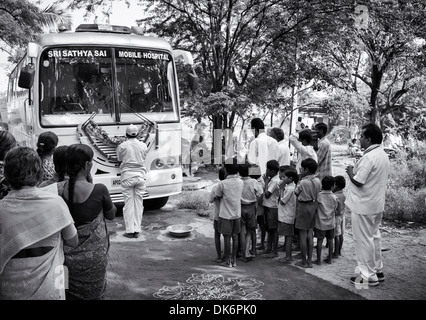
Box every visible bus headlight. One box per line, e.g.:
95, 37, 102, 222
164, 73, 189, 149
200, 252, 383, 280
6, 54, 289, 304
150, 156, 180, 170
166, 156, 176, 167
154, 159, 164, 169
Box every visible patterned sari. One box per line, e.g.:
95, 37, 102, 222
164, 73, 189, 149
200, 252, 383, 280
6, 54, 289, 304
63, 212, 110, 300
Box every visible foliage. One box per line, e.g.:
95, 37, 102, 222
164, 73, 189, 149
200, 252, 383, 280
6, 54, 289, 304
385, 187, 426, 224
388, 142, 426, 191
307, 1, 426, 125
0, 0, 72, 63
383, 139, 426, 224
175, 190, 213, 217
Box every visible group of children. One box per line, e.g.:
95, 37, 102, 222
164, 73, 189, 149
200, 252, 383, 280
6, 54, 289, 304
209, 157, 346, 269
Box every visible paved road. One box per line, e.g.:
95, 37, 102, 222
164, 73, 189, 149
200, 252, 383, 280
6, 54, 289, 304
104, 197, 365, 304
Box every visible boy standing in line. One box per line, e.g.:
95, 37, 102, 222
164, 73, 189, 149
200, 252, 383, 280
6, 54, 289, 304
238, 162, 263, 262
333, 175, 347, 257
261, 160, 281, 258
314, 176, 337, 265
277, 167, 299, 264
210, 157, 244, 267
209, 166, 226, 263
294, 158, 321, 268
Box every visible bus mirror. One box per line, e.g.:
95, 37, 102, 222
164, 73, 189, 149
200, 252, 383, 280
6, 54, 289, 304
173, 50, 194, 65
18, 64, 35, 89
28, 42, 38, 58
188, 72, 199, 91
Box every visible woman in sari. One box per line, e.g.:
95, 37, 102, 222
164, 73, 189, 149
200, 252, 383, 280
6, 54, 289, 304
0, 146, 78, 300
61, 144, 116, 300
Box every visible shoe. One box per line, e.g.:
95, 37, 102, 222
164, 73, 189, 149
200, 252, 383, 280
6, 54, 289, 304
376, 272, 385, 282
350, 276, 379, 287
256, 244, 265, 250
133, 232, 140, 238
123, 232, 134, 238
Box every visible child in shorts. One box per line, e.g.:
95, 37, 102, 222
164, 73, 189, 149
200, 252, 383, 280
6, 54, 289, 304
278, 167, 299, 264
209, 166, 226, 263
261, 160, 281, 258
239, 162, 263, 262
333, 175, 346, 258
294, 158, 321, 268
314, 175, 337, 265
210, 157, 244, 267
250, 172, 266, 252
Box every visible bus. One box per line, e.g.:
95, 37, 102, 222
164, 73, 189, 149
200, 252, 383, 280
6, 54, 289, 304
3, 23, 197, 209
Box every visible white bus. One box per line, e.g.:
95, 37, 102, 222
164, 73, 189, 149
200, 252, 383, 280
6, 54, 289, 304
3, 24, 197, 209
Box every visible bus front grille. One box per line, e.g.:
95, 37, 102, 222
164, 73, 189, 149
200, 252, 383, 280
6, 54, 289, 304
110, 190, 149, 203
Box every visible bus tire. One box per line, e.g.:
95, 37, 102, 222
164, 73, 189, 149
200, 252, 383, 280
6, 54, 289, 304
144, 197, 169, 211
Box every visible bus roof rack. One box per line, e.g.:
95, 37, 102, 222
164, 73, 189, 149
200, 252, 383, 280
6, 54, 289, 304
76, 24, 131, 34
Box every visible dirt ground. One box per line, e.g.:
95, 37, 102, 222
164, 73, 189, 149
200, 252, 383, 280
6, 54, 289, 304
190, 143, 426, 300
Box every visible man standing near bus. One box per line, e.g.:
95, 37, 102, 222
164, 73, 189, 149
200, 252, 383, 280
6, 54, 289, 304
117, 124, 148, 238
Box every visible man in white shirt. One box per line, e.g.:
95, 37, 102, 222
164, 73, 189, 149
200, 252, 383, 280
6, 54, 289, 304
345, 123, 390, 287
270, 127, 291, 167
117, 124, 148, 238
246, 118, 279, 176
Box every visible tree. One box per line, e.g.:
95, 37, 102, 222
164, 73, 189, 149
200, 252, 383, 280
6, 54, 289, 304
304, 0, 426, 126
136, 0, 346, 129
0, 0, 72, 64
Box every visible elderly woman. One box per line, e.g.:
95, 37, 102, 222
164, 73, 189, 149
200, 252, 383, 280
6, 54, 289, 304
0, 131, 17, 200
0, 146, 78, 300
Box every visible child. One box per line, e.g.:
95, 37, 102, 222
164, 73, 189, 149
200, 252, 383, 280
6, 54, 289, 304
239, 162, 263, 262
333, 175, 346, 257
210, 157, 244, 267
294, 158, 321, 268
251, 172, 266, 252
209, 166, 226, 263
314, 176, 337, 265
277, 167, 299, 264
261, 159, 281, 258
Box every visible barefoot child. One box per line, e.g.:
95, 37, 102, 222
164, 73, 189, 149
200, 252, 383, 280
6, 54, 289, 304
210, 157, 244, 267
278, 167, 299, 264
294, 158, 321, 268
239, 162, 263, 262
209, 166, 226, 263
261, 160, 281, 258
314, 176, 337, 265
333, 175, 346, 257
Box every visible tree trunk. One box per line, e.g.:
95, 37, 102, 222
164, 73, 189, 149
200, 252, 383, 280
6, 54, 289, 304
369, 65, 383, 126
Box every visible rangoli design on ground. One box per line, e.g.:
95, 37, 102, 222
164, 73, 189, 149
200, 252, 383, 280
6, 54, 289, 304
153, 273, 264, 300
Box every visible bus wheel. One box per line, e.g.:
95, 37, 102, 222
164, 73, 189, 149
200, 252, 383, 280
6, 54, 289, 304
144, 197, 169, 211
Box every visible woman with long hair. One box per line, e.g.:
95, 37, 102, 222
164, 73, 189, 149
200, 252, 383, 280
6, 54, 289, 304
38, 145, 69, 194
61, 143, 116, 300
36, 131, 59, 182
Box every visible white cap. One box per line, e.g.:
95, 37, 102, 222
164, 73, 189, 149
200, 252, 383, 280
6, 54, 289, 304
126, 124, 138, 137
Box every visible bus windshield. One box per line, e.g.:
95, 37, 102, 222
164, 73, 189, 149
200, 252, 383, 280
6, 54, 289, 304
39, 46, 178, 126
